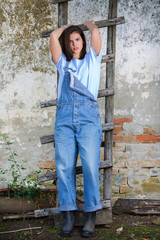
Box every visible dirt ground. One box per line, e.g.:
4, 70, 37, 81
0, 213, 160, 240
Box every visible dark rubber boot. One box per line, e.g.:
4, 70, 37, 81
60, 211, 75, 237
81, 212, 96, 238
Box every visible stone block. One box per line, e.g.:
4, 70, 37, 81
120, 186, 132, 194
121, 177, 128, 185
113, 159, 126, 168
112, 186, 119, 193
113, 143, 126, 151
126, 160, 160, 168
38, 161, 56, 169
113, 135, 136, 143
112, 168, 119, 175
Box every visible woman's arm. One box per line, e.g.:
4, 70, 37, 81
83, 21, 101, 56
50, 25, 68, 64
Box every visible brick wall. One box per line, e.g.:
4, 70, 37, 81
112, 118, 160, 200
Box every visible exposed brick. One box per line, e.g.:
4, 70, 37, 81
114, 151, 129, 160
0, 162, 2, 167
136, 135, 160, 143
113, 135, 136, 143
112, 168, 119, 175
114, 118, 132, 125
121, 177, 128, 185
38, 161, 56, 169
113, 159, 126, 168
144, 127, 158, 135
126, 160, 160, 168
125, 143, 154, 152
112, 186, 119, 193
113, 126, 123, 135
113, 143, 126, 151
119, 185, 132, 193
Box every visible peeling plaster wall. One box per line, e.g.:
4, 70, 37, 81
0, 0, 160, 199
0, 0, 58, 185
116, 0, 160, 132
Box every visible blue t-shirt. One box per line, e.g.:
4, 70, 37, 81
53, 46, 102, 100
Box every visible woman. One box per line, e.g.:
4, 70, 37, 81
50, 21, 102, 237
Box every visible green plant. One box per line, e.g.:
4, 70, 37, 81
0, 134, 43, 201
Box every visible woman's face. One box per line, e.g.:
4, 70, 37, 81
69, 32, 83, 59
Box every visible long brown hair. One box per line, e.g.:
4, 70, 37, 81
60, 25, 86, 61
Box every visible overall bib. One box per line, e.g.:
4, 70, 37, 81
54, 71, 102, 212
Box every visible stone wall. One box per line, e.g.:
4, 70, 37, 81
0, 0, 160, 200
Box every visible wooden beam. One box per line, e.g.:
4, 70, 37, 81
98, 87, 114, 98
113, 198, 160, 215
40, 122, 114, 144
38, 160, 112, 182
101, 54, 114, 63
58, 2, 68, 27
42, 17, 125, 37
103, 0, 117, 201
40, 100, 57, 108
52, 0, 71, 3
40, 86, 114, 108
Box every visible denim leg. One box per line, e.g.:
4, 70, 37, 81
76, 122, 102, 212
54, 125, 78, 211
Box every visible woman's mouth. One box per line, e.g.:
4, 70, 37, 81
73, 47, 79, 50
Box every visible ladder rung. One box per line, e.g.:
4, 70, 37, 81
40, 122, 114, 144
38, 160, 112, 182
40, 86, 114, 108
42, 17, 125, 37
52, 0, 71, 3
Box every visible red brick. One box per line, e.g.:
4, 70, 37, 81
114, 118, 132, 125
112, 168, 119, 175
136, 135, 160, 143
143, 127, 157, 135
113, 126, 123, 135
38, 161, 56, 169
113, 135, 136, 143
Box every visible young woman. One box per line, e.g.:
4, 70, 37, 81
50, 21, 102, 237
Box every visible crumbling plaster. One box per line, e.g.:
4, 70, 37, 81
115, 0, 160, 132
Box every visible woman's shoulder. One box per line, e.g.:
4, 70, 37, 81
85, 45, 102, 64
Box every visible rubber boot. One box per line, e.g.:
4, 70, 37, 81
60, 211, 75, 237
81, 212, 96, 238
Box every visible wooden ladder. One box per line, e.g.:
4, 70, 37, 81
38, 0, 125, 227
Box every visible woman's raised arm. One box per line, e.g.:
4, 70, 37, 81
50, 25, 68, 64
83, 21, 101, 56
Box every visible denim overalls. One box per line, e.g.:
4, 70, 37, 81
54, 70, 102, 212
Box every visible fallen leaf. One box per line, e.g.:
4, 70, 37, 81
116, 227, 123, 234
152, 219, 160, 225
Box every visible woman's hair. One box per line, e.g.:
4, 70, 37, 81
60, 25, 86, 61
